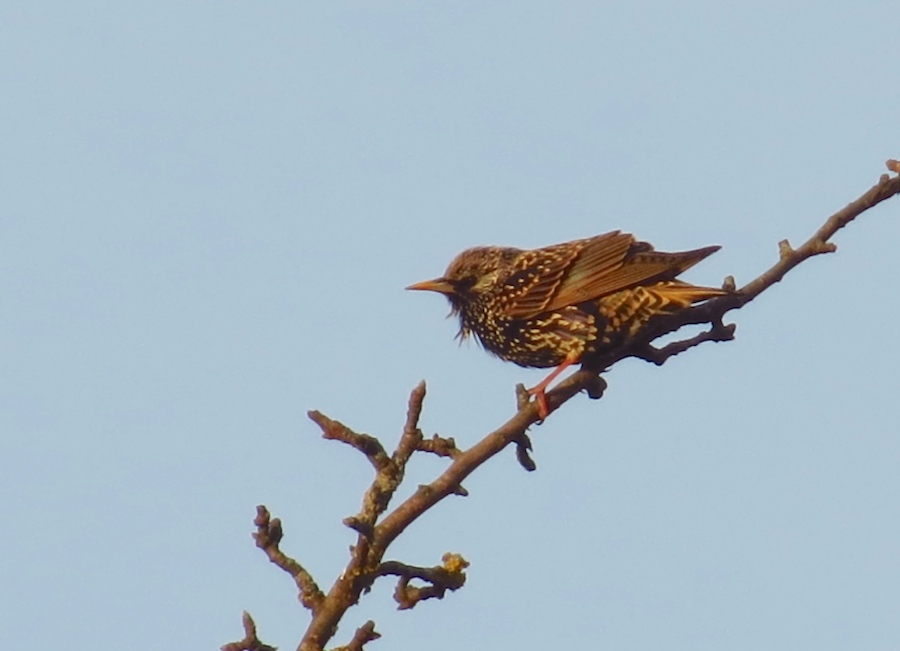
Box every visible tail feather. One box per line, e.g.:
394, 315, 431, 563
650, 279, 729, 309
630, 245, 721, 277
599, 280, 729, 339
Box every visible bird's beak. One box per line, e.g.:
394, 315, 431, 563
406, 277, 456, 295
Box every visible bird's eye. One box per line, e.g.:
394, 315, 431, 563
454, 276, 477, 292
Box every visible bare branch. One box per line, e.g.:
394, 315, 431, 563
231, 162, 899, 651
377, 553, 469, 610
736, 161, 900, 302
297, 383, 445, 651
329, 621, 380, 651
579, 161, 900, 375
416, 433, 460, 459
392, 380, 427, 467
371, 163, 900, 558
221, 611, 277, 651
308, 411, 390, 472
634, 320, 737, 365
253, 506, 324, 613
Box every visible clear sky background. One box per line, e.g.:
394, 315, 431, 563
3, 3, 900, 650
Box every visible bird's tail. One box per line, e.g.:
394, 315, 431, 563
648, 279, 729, 310
630, 244, 722, 277
601, 280, 731, 340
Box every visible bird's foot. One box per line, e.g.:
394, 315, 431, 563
524, 352, 581, 421
527, 386, 551, 421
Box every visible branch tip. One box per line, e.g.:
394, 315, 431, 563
451, 484, 469, 497
406, 382, 426, 422
416, 433, 460, 458
810, 240, 837, 256
343, 516, 374, 537
252, 505, 324, 612
220, 611, 277, 651
377, 555, 469, 610
392, 380, 430, 466
330, 620, 380, 651
309, 410, 389, 470
514, 432, 537, 472
778, 239, 794, 260
515, 383, 530, 410
442, 552, 470, 572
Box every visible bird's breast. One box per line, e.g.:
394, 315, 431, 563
464, 303, 600, 369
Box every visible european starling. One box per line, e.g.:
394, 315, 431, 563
407, 231, 727, 419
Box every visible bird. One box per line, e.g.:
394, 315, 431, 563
407, 230, 727, 419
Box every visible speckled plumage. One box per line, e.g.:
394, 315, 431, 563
408, 231, 726, 417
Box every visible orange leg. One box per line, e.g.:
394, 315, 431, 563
527, 351, 580, 420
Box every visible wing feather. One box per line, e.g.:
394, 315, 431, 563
502, 231, 721, 319
501, 231, 633, 319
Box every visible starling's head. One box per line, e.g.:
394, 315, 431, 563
407, 246, 521, 337
406, 246, 519, 300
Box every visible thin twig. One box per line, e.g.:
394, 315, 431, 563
376, 554, 469, 609
329, 620, 380, 651
253, 506, 325, 613
307, 412, 390, 472
393, 381, 427, 467
634, 320, 737, 365
299, 383, 437, 651
221, 611, 278, 651
581, 161, 900, 373
416, 433, 460, 458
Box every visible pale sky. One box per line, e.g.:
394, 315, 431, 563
2, 2, 900, 649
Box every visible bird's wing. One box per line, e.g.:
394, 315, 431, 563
502, 232, 721, 319
500, 231, 634, 319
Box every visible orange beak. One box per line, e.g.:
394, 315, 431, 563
405, 278, 456, 295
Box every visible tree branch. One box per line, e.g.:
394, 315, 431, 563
633, 319, 737, 365
392, 380, 427, 467
415, 433, 460, 459
329, 621, 380, 651
307, 412, 389, 472
578, 160, 900, 373
228, 161, 899, 651
376, 553, 469, 610
221, 611, 277, 651
253, 506, 325, 613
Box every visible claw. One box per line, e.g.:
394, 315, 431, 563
528, 386, 551, 420
525, 351, 580, 421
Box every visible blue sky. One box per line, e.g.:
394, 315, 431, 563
2, 2, 899, 649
